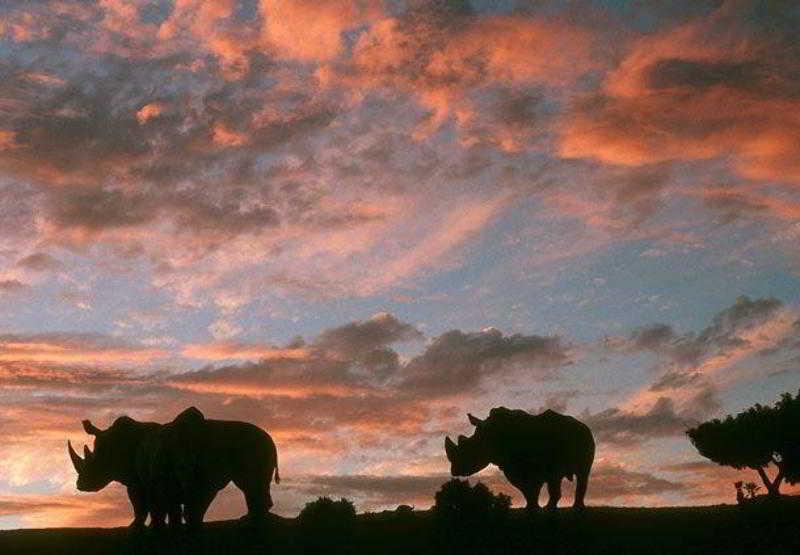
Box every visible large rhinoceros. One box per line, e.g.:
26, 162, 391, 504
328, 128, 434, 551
68, 415, 182, 529
444, 407, 595, 511
68, 407, 280, 528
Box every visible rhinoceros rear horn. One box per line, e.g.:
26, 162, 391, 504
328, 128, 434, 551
68, 441, 83, 472
468, 413, 485, 428
444, 436, 457, 461
82, 420, 102, 435
83, 445, 93, 460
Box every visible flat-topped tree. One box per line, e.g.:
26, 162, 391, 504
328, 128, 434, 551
776, 391, 800, 485
687, 390, 800, 497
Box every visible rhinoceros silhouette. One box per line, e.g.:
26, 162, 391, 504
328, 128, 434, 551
68, 407, 279, 528
445, 407, 595, 511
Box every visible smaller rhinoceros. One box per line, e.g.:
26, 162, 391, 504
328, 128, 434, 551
68, 416, 182, 529
445, 407, 595, 511
160, 407, 280, 528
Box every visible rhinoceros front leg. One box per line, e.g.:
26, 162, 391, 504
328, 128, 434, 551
127, 486, 147, 529
167, 504, 183, 530
545, 478, 562, 511
185, 489, 216, 530
522, 480, 543, 513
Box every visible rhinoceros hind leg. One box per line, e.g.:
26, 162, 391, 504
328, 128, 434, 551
574, 469, 590, 509
236, 476, 270, 520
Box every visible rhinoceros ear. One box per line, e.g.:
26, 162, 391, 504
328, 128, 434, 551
82, 420, 102, 435
468, 413, 485, 428
68, 441, 83, 472
444, 436, 457, 461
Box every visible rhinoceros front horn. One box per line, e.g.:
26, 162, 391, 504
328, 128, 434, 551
444, 436, 457, 461
67, 441, 83, 472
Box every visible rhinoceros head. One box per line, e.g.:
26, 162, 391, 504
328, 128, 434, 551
444, 413, 492, 477
68, 416, 136, 492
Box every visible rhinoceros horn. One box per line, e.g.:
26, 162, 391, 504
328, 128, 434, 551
468, 413, 485, 428
83, 445, 93, 460
444, 436, 458, 460
68, 441, 83, 472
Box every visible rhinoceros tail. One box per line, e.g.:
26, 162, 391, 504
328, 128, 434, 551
273, 446, 280, 484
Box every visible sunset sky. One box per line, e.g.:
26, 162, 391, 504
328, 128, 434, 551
1, 0, 800, 529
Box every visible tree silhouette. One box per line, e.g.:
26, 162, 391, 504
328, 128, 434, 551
775, 390, 800, 484
687, 390, 800, 497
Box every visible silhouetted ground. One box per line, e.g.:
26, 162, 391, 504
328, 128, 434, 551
2, 497, 799, 555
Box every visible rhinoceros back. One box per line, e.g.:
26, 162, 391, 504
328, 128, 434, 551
483, 407, 594, 479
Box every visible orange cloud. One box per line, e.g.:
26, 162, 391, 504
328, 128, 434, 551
0, 130, 18, 150
0, 334, 169, 365
211, 122, 248, 147
327, 11, 594, 138
182, 342, 311, 361
259, 0, 375, 62
135, 102, 165, 124
558, 6, 800, 185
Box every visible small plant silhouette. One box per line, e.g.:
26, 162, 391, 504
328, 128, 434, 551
743, 482, 761, 499
433, 479, 511, 554
298, 496, 356, 554
734, 481, 745, 504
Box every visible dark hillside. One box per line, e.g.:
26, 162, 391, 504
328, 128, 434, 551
1, 499, 799, 555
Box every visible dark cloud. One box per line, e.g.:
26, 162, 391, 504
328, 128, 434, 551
532, 390, 580, 414
631, 323, 677, 351
16, 252, 61, 271
173, 316, 569, 402
659, 460, 718, 473
625, 296, 783, 373
584, 384, 721, 447
702, 189, 770, 223
0, 279, 29, 294
583, 397, 698, 446
644, 58, 764, 91
401, 328, 571, 396
649, 370, 702, 392
315, 313, 424, 360
590, 464, 686, 499
174, 314, 424, 392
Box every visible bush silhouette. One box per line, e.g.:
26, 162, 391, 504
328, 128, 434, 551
687, 389, 800, 497
432, 479, 511, 553
298, 496, 357, 554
